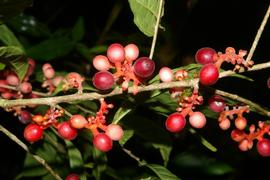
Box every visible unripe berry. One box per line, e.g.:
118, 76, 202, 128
105, 124, 124, 141
189, 111, 206, 128
208, 95, 226, 112
195, 47, 216, 64
165, 113, 186, 133
199, 64, 219, 86
52, 76, 64, 87
58, 122, 78, 140
32, 114, 44, 123
24, 124, 43, 142
93, 55, 111, 71
124, 44, 139, 61
159, 67, 174, 83
19, 82, 32, 94
65, 173, 80, 180
93, 133, 113, 152
6, 74, 19, 86
231, 129, 245, 142
70, 115, 88, 129
133, 57, 155, 78
234, 117, 247, 130
219, 119, 230, 130
107, 43, 125, 63
42, 63, 55, 79
238, 139, 249, 151
93, 71, 114, 90
257, 139, 270, 157
18, 110, 32, 124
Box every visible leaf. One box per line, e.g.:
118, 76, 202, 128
152, 144, 172, 167
119, 130, 134, 146
92, 148, 108, 180
0, 0, 32, 22
145, 164, 180, 180
112, 104, 133, 124
71, 17, 85, 42
65, 140, 84, 169
26, 37, 75, 61
0, 24, 24, 48
0, 46, 28, 81
0, 62, 6, 70
128, 0, 163, 37
230, 73, 253, 81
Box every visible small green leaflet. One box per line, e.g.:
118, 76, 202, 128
0, 24, 24, 48
119, 130, 134, 146
145, 164, 180, 180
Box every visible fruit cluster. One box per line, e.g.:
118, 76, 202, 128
92, 43, 155, 94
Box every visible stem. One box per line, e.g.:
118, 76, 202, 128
122, 147, 145, 166
0, 124, 63, 180
246, 3, 270, 61
149, 0, 164, 59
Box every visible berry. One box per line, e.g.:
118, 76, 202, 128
93, 71, 114, 90
195, 47, 216, 64
58, 122, 78, 140
93, 133, 113, 152
257, 139, 270, 157
0, 80, 8, 92
32, 115, 44, 123
159, 67, 174, 83
219, 119, 231, 130
42, 63, 55, 79
231, 129, 245, 142
199, 64, 219, 86
208, 95, 226, 112
107, 43, 125, 63
238, 139, 249, 151
70, 115, 88, 129
105, 124, 124, 141
133, 57, 155, 78
93, 55, 111, 71
234, 117, 247, 130
6, 74, 19, 86
19, 82, 32, 94
267, 77, 270, 89
52, 76, 64, 87
165, 113, 186, 133
124, 44, 139, 61
66, 173, 80, 180
18, 110, 32, 124
189, 111, 206, 128
24, 124, 43, 142
1, 92, 14, 99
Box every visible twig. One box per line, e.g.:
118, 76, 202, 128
0, 124, 63, 180
149, 0, 164, 59
246, 3, 270, 61
122, 147, 145, 166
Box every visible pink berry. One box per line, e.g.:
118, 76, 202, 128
65, 173, 80, 180
234, 117, 247, 130
165, 113, 186, 133
105, 124, 124, 141
195, 47, 216, 64
58, 122, 78, 140
93, 133, 113, 152
92, 71, 114, 90
219, 119, 230, 130
208, 95, 226, 112
6, 74, 19, 86
42, 63, 55, 79
133, 57, 155, 78
24, 124, 43, 142
238, 139, 249, 151
189, 111, 206, 128
257, 139, 270, 157
1, 92, 14, 99
18, 110, 32, 124
69, 115, 88, 129
124, 44, 139, 61
93, 55, 111, 71
231, 129, 245, 142
159, 67, 174, 82
0, 80, 8, 92
107, 43, 125, 63
19, 82, 32, 94
199, 64, 219, 85
52, 76, 64, 87
267, 77, 270, 89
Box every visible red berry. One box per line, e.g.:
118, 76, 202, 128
0, 80, 8, 92
24, 124, 43, 142
58, 122, 78, 140
93, 71, 114, 90
165, 113, 186, 133
93, 133, 113, 152
1, 92, 14, 99
159, 67, 174, 83
199, 64, 219, 85
19, 82, 32, 94
257, 139, 270, 157
105, 124, 124, 141
189, 111, 206, 128
107, 43, 125, 63
231, 129, 245, 142
267, 77, 270, 89
18, 110, 32, 124
234, 117, 247, 130
208, 95, 226, 112
93, 55, 111, 71
195, 47, 216, 64
70, 115, 88, 129
6, 74, 19, 86
133, 57, 155, 78
124, 44, 139, 61
65, 173, 80, 180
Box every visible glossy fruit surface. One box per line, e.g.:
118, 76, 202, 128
189, 111, 206, 128
24, 124, 43, 142
199, 64, 219, 85
165, 113, 186, 133
257, 139, 270, 157
93, 133, 113, 152
93, 55, 111, 71
208, 95, 226, 112
195, 47, 216, 64
93, 71, 114, 90
58, 122, 78, 140
159, 67, 174, 83
105, 124, 124, 141
107, 43, 125, 63
124, 44, 139, 61
70, 115, 88, 129
65, 173, 80, 180
133, 57, 155, 78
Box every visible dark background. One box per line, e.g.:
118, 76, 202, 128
0, 0, 270, 179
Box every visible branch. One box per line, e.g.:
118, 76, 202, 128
0, 61, 270, 108
0, 124, 63, 180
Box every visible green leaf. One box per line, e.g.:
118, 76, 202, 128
152, 144, 172, 167
0, 62, 6, 70
65, 140, 84, 169
0, 0, 32, 22
112, 104, 133, 124
119, 130, 134, 146
0, 46, 28, 81
26, 37, 75, 61
230, 73, 253, 81
92, 148, 108, 180
145, 164, 180, 180
0, 24, 23, 48
128, 0, 164, 37
71, 17, 85, 42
